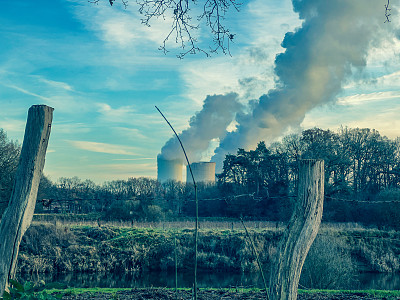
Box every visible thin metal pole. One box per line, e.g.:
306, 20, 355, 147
155, 106, 198, 300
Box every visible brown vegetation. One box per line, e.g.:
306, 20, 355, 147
15, 222, 400, 287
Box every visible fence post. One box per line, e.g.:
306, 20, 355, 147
0, 105, 53, 296
268, 159, 324, 300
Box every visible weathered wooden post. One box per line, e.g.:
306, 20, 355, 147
269, 159, 324, 300
0, 105, 53, 296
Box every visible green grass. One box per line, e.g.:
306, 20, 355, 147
48, 287, 400, 298
298, 289, 400, 298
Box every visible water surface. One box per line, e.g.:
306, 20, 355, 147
19, 271, 400, 290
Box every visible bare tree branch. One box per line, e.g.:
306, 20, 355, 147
89, 0, 241, 58
89, 0, 128, 9
385, 0, 391, 23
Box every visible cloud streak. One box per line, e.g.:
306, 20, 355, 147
338, 91, 400, 106
69, 140, 137, 155
1, 83, 51, 102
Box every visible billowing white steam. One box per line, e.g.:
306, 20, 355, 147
160, 0, 389, 171
212, 0, 388, 169
159, 93, 242, 162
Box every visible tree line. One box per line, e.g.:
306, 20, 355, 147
1, 127, 400, 228
217, 127, 400, 228
220, 127, 400, 199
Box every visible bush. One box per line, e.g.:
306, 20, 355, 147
144, 205, 164, 221
300, 235, 356, 289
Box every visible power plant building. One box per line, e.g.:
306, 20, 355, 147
186, 162, 216, 183
157, 157, 183, 183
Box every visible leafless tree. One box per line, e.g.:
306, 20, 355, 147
89, 0, 241, 58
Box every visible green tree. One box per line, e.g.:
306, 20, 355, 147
339, 127, 397, 199
0, 129, 21, 218
300, 128, 343, 195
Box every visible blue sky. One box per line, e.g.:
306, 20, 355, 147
1, 0, 400, 183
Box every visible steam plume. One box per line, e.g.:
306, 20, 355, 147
159, 92, 242, 162
212, 0, 387, 169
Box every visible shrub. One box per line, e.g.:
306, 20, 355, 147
144, 205, 164, 221
300, 235, 356, 289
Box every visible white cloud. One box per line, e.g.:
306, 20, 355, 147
95, 162, 157, 180
95, 102, 170, 130
34, 76, 73, 91
302, 94, 400, 140
340, 107, 400, 139
70, 1, 177, 52
112, 158, 153, 161
337, 91, 400, 106
0, 73, 91, 114
53, 122, 92, 134
69, 140, 138, 155
97, 163, 156, 171
113, 127, 149, 140
101, 18, 137, 47
97, 102, 135, 116
45, 95, 91, 114
95, 102, 138, 123
181, 58, 239, 105
376, 70, 400, 87
2, 83, 51, 102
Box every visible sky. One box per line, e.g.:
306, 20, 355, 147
1, 0, 400, 184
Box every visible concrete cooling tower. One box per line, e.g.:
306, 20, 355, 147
157, 157, 183, 183
186, 162, 216, 183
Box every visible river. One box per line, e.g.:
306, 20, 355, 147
18, 271, 400, 290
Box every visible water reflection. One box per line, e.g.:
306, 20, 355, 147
19, 271, 264, 289
358, 272, 400, 290
18, 271, 400, 290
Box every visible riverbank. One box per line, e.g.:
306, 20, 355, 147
54, 288, 400, 300
17, 222, 400, 289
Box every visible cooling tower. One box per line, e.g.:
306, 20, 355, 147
157, 157, 183, 183
186, 162, 216, 183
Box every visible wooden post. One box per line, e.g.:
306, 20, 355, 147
268, 159, 324, 300
0, 105, 53, 295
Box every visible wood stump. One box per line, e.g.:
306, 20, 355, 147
0, 105, 53, 295
268, 159, 324, 300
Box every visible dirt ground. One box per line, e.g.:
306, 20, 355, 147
59, 289, 392, 300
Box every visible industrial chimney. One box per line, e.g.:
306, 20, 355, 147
157, 156, 183, 183
186, 162, 216, 183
